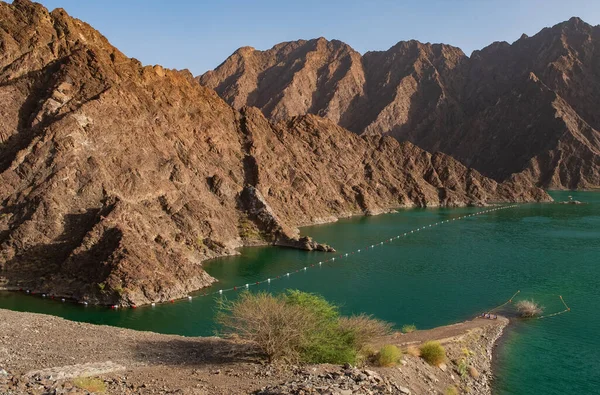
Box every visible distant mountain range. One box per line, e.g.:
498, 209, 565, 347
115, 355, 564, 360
200, 17, 600, 190
0, 0, 558, 306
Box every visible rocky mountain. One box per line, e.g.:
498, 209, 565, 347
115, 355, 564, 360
200, 18, 600, 189
0, 0, 549, 306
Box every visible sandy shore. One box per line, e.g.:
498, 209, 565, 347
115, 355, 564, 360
0, 309, 507, 394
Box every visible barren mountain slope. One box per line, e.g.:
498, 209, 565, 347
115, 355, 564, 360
201, 18, 600, 189
0, 0, 549, 306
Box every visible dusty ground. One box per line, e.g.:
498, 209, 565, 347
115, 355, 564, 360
0, 309, 506, 394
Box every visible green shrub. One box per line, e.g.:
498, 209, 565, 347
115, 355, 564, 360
419, 341, 446, 365
284, 290, 356, 364
401, 324, 417, 333
238, 217, 261, 239
217, 290, 393, 365
376, 345, 402, 367
73, 377, 106, 393
457, 358, 468, 377
217, 291, 313, 362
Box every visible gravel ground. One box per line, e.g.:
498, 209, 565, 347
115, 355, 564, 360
0, 309, 507, 394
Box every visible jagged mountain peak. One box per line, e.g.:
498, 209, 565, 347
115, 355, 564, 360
201, 17, 600, 189
0, 0, 549, 306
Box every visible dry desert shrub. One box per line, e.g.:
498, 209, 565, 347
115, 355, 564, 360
338, 314, 393, 350
515, 299, 544, 317
217, 292, 316, 362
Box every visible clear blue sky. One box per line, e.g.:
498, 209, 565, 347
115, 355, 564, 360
16, 0, 600, 75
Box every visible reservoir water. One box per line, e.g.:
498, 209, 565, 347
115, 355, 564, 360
1, 191, 598, 394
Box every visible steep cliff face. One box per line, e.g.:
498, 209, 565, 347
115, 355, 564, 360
201, 18, 600, 189
0, 1, 549, 306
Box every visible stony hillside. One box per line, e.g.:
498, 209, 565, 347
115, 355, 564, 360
0, 0, 549, 306
201, 18, 600, 189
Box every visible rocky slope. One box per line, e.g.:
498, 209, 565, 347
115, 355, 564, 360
0, 308, 506, 394
0, 0, 549, 306
200, 18, 600, 189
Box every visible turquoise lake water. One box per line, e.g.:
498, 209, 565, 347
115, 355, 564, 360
1, 191, 598, 394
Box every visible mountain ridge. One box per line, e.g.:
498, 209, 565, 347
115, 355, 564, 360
0, 0, 550, 306
200, 17, 600, 189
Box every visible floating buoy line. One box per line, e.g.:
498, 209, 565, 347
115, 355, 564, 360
187, 204, 519, 301
22, 204, 558, 311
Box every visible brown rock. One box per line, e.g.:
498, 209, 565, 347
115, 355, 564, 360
0, 1, 550, 306
200, 19, 600, 189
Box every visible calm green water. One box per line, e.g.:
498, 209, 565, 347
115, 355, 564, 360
1, 191, 598, 394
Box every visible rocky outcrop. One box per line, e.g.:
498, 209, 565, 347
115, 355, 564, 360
0, 1, 549, 306
200, 18, 600, 189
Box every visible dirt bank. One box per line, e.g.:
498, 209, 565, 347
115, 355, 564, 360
0, 309, 506, 394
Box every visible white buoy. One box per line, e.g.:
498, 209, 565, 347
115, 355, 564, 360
358, 249, 361, 252
42, 294, 46, 298
246, 283, 249, 288
287, 272, 291, 276
61, 298, 65, 302
219, 289, 223, 294
267, 278, 271, 283
345, 253, 348, 257
187, 295, 192, 300
83, 301, 88, 306
304, 267, 307, 271
151, 302, 156, 307
332, 257, 335, 261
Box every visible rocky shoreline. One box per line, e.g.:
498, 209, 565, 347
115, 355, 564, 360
0, 308, 508, 394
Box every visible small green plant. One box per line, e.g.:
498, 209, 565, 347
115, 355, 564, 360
196, 236, 205, 248
97, 282, 105, 291
458, 358, 469, 377
419, 341, 446, 365
462, 347, 473, 357
238, 217, 261, 239
72, 377, 106, 393
445, 385, 459, 395
401, 324, 417, 333
376, 345, 402, 367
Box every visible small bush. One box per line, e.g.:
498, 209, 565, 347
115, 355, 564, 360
376, 345, 402, 367
338, 314, 393, 351
515, 300, 544, 317
217, 290, 393, 365
457, 358, 468, 377
284, 290, 357, 364
73, 377, 106, 393
445, 385, 459, 395
420, 341, 446, 365
401, 324, 417, 333
217, 291, 315, 362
